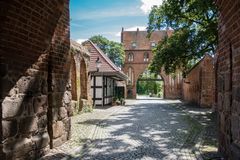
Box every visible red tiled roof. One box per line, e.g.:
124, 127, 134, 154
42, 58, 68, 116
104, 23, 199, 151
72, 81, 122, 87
82, 40, 127, 80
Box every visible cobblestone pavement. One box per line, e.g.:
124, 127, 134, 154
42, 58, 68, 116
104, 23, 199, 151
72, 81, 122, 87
41, 99, 220, 160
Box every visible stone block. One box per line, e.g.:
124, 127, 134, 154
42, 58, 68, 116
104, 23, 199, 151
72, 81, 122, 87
52, 121, 64, 139
59, 107, 68, 119
69, 101, 75, 116
22, 96, 34, 116
2, 97, 22, 119
2, 120, 18, 139
50, 107, 59, 122
17, 76, 35, 94
48, 93, 62, 108
32, 132, 50, 149
33, 95, 48, 115
3, 138, 32, 154
52, 137, 63, 147
63, 91, 71, 104
61, 132, 68, 142
62, 118, 71, 132
37, 115, 48, 132
19, 116, 38, 134
8, 87, 19, 97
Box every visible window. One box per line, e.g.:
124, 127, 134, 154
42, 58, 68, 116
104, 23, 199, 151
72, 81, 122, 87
144, 52, 149, 62
127, 67, 134, 85
128, 53, 134, 62
151, 42, 156, 48
131, 42, 137, 49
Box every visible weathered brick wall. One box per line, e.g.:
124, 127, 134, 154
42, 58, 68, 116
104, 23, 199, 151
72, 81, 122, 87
0, 0, 71, 159
70, 40, 92, 113
183, 55, 214, 107
162, 70, 183, 99
216, 0, 240, 159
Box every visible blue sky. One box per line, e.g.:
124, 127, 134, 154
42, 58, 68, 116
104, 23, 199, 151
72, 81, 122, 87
70, 0, 163, 43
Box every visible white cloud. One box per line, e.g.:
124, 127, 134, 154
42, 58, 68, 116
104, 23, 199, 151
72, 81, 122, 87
140, 0, 163, 14
115, 26, 147, 37
76, 39, 87, 44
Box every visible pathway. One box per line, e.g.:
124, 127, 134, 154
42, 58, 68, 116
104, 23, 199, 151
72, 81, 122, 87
41, 99, 220, 160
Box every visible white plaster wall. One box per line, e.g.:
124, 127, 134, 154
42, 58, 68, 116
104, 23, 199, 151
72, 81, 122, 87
96, 76, 103, 86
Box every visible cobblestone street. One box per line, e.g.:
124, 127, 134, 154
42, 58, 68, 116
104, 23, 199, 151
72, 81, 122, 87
42, 99, 219, 160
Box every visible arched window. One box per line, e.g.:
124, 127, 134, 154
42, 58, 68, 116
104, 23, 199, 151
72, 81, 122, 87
144, 52, 149, 62
127, 67, 134, 85
128, 53, 134, 62
131, 42, 137, 49
151, 42, 156, 48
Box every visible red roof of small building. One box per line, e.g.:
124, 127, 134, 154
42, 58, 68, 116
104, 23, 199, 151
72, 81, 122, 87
82, 40, 127, 80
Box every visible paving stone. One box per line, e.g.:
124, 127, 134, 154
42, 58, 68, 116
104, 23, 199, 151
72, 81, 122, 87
41, 99, 219, 160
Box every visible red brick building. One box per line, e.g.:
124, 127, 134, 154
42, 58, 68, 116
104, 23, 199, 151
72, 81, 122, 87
121, 28, 182, 99
183, 54, 215, 107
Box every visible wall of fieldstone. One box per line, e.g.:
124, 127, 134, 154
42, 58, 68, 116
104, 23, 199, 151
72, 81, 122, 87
183, 55, 215, 107
216, 0, 240, 159
0, 0, 72, 159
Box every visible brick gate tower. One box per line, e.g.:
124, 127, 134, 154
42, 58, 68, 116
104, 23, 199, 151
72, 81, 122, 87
121, 28, 183, 99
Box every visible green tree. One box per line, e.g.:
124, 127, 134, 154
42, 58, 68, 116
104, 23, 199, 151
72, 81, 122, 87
147, 0, 217, 75
90, 35, 125, 67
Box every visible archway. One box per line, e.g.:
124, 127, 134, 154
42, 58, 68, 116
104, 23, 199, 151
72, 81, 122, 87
80, 59, 88, 100
136, 68, 164, 99
71, 57, 77, 101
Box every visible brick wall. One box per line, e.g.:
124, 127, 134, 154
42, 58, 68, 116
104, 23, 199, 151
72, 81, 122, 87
216, 0, 240, 159
183, 55, 214, 107
122, 30, 182, 99
70, 40, 92, 113
0, 0, 72, 159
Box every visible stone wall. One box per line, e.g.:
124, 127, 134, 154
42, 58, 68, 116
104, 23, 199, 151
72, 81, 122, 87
183, 55, 214, 107
0, 0, 72, 159
216, 0, 240, 159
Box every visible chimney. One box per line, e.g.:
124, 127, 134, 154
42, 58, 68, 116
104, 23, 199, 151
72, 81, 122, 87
121, 27, 124, 43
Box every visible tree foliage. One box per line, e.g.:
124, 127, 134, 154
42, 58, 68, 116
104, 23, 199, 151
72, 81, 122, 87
137, 72, 163, 96
90, 35, 125, 67
147, 0, 217, 75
